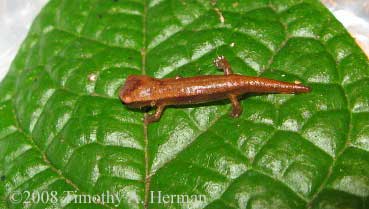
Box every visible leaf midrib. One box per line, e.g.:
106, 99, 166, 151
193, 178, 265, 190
141, 0, 150, 208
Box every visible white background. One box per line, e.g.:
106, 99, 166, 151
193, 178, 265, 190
0, 0, 47, 81
0, 0, 368, 82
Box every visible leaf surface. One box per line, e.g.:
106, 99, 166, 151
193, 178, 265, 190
0, 0, 369, 208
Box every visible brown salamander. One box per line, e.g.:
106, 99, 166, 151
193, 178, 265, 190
120, 56, 311, 124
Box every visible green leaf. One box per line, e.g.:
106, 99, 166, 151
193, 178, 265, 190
1, 0, 369, 208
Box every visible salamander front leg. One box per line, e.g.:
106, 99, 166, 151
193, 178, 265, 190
144, 104, 166, 124
229, 94, 242, 118
214, 56, 233, 75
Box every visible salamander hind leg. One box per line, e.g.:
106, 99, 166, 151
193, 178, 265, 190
214, 56, 233, 75
228, 94, 242, 118
144, 104, 166, 124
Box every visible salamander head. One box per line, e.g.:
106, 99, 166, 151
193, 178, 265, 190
119, 75, 155, 108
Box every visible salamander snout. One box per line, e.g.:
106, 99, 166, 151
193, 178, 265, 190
121, 95, 133, 103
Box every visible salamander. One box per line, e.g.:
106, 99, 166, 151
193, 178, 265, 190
119, 56, 311, 124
